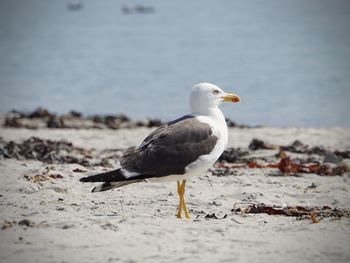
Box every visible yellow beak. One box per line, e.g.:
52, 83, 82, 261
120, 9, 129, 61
222, 93, 241, 103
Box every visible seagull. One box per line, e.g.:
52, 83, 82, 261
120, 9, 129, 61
80, 83, 240, 219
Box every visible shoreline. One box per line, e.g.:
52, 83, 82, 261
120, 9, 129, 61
0, 108, 252, 130
2, 108, 350, 129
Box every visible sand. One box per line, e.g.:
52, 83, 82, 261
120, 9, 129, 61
1, 126, 350, 263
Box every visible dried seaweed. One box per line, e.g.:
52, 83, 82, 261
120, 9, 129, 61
3, 108, 165, 129
225, 118, 253, 128
281, 140, 309, 153
334, 150, 350, 159
235, 203, 350, 222
3, 108, 247, 130
218, 148, 249, 163
0, 137, 119, 167
1, 219, 48, 230
72, 168, 87, 173
24, 167, 64, 183
281, 140, 350, 161
1, 221, 13, 230
24, 174, 64, 183
247, 157, 348, 176
248, 139, 276, 151
1, 137, 88, 164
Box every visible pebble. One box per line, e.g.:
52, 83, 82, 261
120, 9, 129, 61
18, 219, 34, 227
323, 151, 343, 164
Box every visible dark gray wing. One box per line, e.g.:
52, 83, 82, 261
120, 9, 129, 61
120, 115, 218, 178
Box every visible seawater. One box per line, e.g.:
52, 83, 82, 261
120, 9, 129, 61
0, 0, 349, 127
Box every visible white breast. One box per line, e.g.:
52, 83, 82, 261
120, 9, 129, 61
147, 110, 228, 183
183, 114, 228, 176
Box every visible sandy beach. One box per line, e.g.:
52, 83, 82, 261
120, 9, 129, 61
1, 0, 349, 262
1, 124, 350, 263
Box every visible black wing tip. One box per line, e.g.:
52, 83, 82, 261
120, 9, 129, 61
79, 177, 89, 182
79, 169, 124, 183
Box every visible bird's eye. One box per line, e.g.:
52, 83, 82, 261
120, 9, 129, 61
212, 89, 219, 95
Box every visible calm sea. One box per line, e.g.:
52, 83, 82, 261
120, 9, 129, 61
0, 0, 349, 127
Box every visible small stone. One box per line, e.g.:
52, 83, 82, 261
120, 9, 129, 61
215, 227, 225, 233
324, 151, 343, 164
47, 117, 63, 128
147, 118, 163, 127
249, 139, 275, 150
225, 118, 237, 127
212, 200, 222, 206
28, 107, 55, 119
307, 182, 317, 189
282, 140, 309, 153
68, 110, 82, 117
218, 148, 248, 163
18, 219, 33, 227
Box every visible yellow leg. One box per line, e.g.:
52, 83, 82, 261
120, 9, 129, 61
176, 180, 190, 219
181, 180, 190, 219
177, 181, 183, 218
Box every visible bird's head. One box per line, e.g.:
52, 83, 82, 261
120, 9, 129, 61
190, 83, 240, 114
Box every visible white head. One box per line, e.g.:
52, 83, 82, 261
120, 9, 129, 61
189, 83, 240, 115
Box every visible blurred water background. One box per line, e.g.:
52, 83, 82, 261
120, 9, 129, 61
0, 0, 349, 127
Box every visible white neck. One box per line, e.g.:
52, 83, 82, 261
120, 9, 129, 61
193, 105, 227, 137
191, 105, 224, 122
191, 106, 229, 155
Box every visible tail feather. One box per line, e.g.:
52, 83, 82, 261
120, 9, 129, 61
80, 168, 143, 193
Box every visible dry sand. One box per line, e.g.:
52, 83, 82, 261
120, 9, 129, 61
1, 126, 350, 263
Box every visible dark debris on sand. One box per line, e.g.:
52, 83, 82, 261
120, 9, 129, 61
1, 137, 85, 164
213, 138, 350, 177
0, 133, 349, 177
24, 166, 64, 183
247, 157, 349, 176
3, 108, 164, 130
2, 219, 49, 230
248, 138, 276, 150
204, 213, 228, 220
0, 137, 122, 167
225, 118, 254, 128
218, 148, 249, 163
2, 108, 246, 130
281, 140, 350, 159
233, 203, 350, 223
